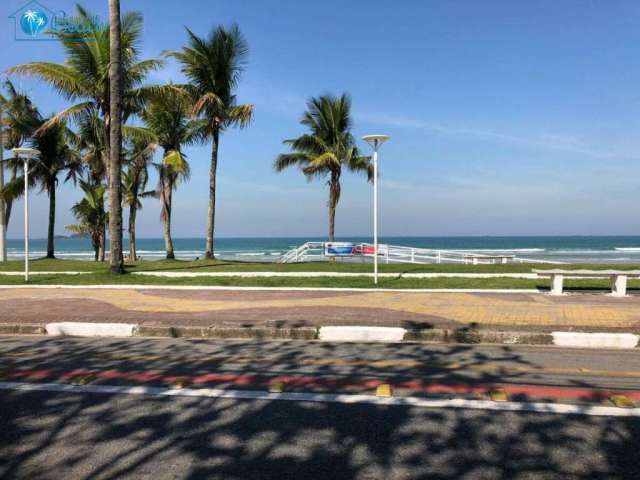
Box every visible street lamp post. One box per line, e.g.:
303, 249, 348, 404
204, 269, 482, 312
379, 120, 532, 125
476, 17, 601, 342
12, 148, 40, 282
362, 135, 390, 285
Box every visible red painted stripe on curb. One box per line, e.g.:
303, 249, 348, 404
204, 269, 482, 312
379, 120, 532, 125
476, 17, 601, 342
3, 367, 640, 401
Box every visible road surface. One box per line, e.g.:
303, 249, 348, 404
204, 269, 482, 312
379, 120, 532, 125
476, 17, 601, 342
0, 336, 639, 479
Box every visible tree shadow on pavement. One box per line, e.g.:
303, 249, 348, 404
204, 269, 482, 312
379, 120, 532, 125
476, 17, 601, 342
0, 337, 638, 479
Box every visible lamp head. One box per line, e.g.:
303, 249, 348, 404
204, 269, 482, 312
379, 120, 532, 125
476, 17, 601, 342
362, 135, 390, 150
11, 147, 40, 159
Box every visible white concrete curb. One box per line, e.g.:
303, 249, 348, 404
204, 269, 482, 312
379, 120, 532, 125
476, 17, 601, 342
551, 332, 639, 349
7, 320, 640, 349
46, 322, 137, 337
318, 326, 407, 343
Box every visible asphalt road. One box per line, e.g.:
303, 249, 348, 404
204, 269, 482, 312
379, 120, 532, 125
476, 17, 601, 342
1, 336, 639, 479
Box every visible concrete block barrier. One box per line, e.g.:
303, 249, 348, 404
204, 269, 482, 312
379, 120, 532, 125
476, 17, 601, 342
46, 322, 137, 337
318, 326, 406, 342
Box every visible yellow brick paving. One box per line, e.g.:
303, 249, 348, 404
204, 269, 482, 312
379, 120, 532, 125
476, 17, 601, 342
1, 288, 639, 327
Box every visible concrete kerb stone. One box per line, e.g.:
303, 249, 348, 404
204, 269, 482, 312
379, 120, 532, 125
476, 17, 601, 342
136, 325, 319, 341
0, 324, 46, 335
0, 322, 637, 348
402, 328, 555, 346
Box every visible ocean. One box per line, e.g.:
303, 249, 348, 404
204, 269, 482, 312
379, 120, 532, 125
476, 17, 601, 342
5, 236, 640, 264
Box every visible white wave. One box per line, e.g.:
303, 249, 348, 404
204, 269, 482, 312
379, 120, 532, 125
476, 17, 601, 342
456, 248, 546, 253
615, 248, 640, 252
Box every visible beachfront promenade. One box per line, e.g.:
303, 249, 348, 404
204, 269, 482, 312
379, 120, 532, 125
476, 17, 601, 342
2, 287, 639, 333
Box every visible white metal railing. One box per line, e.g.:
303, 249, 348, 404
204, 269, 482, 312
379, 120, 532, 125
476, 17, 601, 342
278, 242, 562, 265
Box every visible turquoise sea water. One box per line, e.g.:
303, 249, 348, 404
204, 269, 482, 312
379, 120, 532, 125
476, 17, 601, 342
5, 236, 640, 263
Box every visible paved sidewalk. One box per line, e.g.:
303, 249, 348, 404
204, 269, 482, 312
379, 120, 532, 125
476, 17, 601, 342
1, 287, 640, 332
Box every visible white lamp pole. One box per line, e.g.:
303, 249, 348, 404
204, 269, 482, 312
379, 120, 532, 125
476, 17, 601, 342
362, 135, 389, 285
12, 148, 39, 282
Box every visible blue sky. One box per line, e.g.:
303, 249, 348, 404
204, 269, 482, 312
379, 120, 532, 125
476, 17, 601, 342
2, 0, 640, 238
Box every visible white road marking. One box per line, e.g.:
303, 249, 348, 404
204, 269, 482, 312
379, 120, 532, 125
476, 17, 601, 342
0, 272, 86, 275
132, 271, 539, 279
0, 381, 638, 417
0, 285, 541, 293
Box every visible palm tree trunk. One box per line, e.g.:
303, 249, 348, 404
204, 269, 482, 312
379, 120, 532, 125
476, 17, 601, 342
0, 112, 6, 262
92, 233, 100, 261
46, 178, 56, 258
160, 169, 175, 260
328, 172, 341, 242
99, 222, 105, 262
4, 171, 16, 229
204, 128, 219, 259
108, 0, 124, 274
128, 203, 137, 261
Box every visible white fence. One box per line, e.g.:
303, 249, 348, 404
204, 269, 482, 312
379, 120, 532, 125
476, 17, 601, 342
278, 242, 559, 265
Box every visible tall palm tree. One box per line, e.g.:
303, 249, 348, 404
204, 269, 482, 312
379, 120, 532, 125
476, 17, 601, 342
0, 80, 40, 244
0, 97, 4, 262
35, 120, 83, 258
122, 138, 154, 261
167, 24, 253, 259
7, 5, 162, 267
3, 118, 83, 258
142, 89, 200, 259
74, 106, 108, 260
67, 180, 107, 261
108, 0, 124, 273
274, 94, 372, 241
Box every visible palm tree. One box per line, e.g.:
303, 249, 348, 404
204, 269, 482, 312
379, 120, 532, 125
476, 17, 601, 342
274, 94, 372, 241
167, 24, 253, 259
0, 80, 40, 244
3, 118, 82, 258
67, 180, 108, 261
122, 138, 154, 261
108, 0, 124, 273
7, 5, 162, 268
74, 106, 108, 260
142, 89, 200, 259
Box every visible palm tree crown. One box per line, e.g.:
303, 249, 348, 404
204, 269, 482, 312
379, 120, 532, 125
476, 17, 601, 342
8, 6, 162, 133
275, 93, 372, 241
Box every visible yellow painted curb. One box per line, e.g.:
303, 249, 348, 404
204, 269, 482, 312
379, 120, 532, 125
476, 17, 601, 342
610, 395, 635, 408
376, 384, 394, 397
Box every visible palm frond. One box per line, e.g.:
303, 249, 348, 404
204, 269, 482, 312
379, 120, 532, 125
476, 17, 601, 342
6, 63, 87, 99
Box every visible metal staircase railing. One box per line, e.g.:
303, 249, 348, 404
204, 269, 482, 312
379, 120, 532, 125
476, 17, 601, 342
278, 242, 561, 264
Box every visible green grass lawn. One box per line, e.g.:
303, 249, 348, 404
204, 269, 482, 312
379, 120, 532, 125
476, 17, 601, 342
0, 261, 639, 290
0, 258, 639, 290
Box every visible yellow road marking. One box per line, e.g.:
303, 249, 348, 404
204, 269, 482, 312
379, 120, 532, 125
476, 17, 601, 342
376, 384, 394, 397
490, 388, 508, 402
610, 395, 635, 408
268, 381, 285, 393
